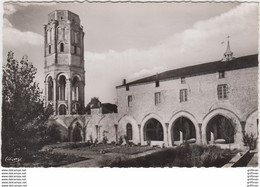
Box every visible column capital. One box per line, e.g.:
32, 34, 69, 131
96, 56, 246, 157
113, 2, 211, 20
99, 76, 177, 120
165, 123, 169, 128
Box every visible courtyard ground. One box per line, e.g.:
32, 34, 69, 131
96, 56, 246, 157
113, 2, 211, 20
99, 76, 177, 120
41, 142, 257, 167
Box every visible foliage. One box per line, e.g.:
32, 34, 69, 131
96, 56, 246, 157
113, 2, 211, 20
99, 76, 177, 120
89, 134, 93, 143
85, 97, 102, 114
118, 136, 123, 145
2, 51, 53, 165
109, 144, 238, 167
45, 124, 62, 144
218, 117, 237, 144
243, 133, 258, 150
3, 151, 87, 167
146, 139, 151, 146
94, 138, 98, 144
63, 142, 92, 149
124, 134, 129, 145
102, 131, 108, 144
72, 123, 83, 142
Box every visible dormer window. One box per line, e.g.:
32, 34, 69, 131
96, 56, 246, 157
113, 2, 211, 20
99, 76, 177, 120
219, 71, 225, 79
155, 80, 159, 87
181, 77, 186, 84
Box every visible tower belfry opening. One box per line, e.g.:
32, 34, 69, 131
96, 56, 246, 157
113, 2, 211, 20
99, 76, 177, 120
44, 10, 85, 115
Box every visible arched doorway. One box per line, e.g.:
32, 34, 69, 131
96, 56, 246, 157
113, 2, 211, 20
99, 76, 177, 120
126, 123, 133, 140
171, 117, 196, 145
206, 115, 235, 144
59, 104, 67, 115
144, 118, 163, 141
72, 122, 83, 142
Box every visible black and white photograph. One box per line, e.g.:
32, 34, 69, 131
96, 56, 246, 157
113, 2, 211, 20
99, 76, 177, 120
1, 0, 258, 173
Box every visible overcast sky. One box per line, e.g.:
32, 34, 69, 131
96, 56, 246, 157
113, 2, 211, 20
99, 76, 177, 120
3, 2, 259, 104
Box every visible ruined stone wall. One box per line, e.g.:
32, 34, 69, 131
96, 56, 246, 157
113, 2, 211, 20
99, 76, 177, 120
49, 113, 118, 143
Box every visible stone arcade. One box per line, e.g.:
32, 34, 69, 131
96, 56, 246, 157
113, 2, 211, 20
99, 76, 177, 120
45, 10, 258, 148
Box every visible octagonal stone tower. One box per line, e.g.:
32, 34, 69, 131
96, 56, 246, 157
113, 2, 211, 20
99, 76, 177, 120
44, 10, 85, 115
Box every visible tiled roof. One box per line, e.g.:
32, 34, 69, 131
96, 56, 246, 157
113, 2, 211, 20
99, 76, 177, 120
116, 54, 258, 88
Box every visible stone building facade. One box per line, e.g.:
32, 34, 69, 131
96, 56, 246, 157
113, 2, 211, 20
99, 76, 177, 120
116, 52, 258, 148
45, 10, 258, 148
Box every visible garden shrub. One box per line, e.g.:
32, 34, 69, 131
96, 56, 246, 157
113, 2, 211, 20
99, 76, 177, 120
109, 144, 238, 167
243, 133, 258, 150
118, 136, 123, 145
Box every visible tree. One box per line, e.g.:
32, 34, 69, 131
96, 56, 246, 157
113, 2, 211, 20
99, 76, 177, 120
85, 97, 101, 114
2, 51, 53, 162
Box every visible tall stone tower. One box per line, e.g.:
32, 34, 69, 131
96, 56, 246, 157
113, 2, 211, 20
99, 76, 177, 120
44, 10, 85, 115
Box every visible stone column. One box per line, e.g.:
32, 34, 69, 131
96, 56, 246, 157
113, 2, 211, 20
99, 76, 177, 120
53, 79, 57, 114
180, 131, 183, 144
165, 123, 169, 146
138, 124, 141, 144
210, 132, 214, 143
198, 123, 202, 144
114, 124, 118, 143
54, 21, 58, 64
43, 24, 47, 59
240, 121, 246, 137
67, 79, 71, 115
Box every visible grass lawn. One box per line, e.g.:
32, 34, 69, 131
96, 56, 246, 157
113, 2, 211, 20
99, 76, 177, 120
45, 142, 156, 155
104, 145, 155, 155
70, 144, 156, 155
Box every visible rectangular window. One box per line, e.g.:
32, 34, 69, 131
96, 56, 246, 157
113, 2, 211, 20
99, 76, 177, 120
126, 85, 129, 91
128, 95, 132, 107
180, 89, 188, 102
155, 80, 159, 87
155, 92, 161, 105
181, 77, 186, 84
219, 71, 225, 79
217, 84, 228, 99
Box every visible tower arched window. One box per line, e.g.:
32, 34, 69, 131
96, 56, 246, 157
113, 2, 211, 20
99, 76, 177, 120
72, 103, 80, 114
60, 43, 64, 52
127, 123, 133, 140
49, 45, 51, 54
72, 76, 79, 101
47, 30, 51, 43
74, 46, 77, 54
58, 75, 66, 100
47, 77, 53, 101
